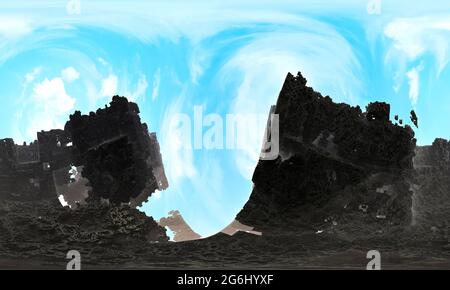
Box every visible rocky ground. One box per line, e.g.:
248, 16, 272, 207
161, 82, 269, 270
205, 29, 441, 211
0, 199, 168, 268
0, 209, 448, 269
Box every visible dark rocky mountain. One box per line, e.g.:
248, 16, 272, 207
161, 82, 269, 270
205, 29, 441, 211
237, 72, 417, 239
65, 95, 168, 206
0, 96, 168, 207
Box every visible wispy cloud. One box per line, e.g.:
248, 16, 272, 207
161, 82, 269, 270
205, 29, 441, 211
0, 16, 33, 38
12, 66, 78, 142
406, 64, 424, 106
385, 15, 450, 74
151, 69, 161, 101
25, 77, 76, 140
100, 74, 118, 97
24, 67, 42, 83
133, 74, 148, 101
61, 66, 80, 83
159, 93, 197, 186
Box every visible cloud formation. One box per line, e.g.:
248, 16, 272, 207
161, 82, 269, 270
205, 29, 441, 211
24, 67, 42, 83
128, 74, 148, 102
24, 77, 76, 140
0, 16, 33, 38
151, 69, 161, 101
61, 66, 80, 83
385, 15, 450, 73
100, 74, 118, 97
406, 64, 423, 106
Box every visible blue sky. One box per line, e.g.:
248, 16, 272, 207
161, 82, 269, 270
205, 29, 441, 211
1, 0, 450, 237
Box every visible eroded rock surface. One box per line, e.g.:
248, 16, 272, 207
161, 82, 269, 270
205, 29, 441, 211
158, 210, 201, 242
413, 139, 450, 239
0, 199, 168, 262
237, 72, 417, 240
65, 96, 168, 206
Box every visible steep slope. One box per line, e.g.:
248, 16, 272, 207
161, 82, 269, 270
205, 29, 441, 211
237, 72, 417, 239
413, 139, 450, 240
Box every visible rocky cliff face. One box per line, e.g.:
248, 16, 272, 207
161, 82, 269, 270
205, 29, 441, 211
65, 96, 168, 206
237, 72, 417, 239
412, 139, 450, 240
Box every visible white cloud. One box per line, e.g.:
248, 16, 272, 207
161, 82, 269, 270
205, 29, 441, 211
129, 74, 148, 102
160, 95, 197, 185
61, 66, 80, 82
88, 68, 148, 104
32, 78, 76, 113
189, 48, 209, 84
153, 190, 161, 199
0, 16, 33, 38
118, 73, 149, 102
151, 69, 161, 101
85, 80, 100, 105
98, 57, 110, 67
100, 74, 118, 97
0, 1, 380, 54
24, 67, 42, 83
19, 77, 76, 140
385, 15, 450, 74
406, 64, 423, 106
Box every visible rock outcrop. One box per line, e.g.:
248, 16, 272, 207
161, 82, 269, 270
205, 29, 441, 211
65, 96, 168, 206
413, 139, 450, 240
237, 72, 417, 239
158, 210, 201, 242
0, 96, 168, 207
